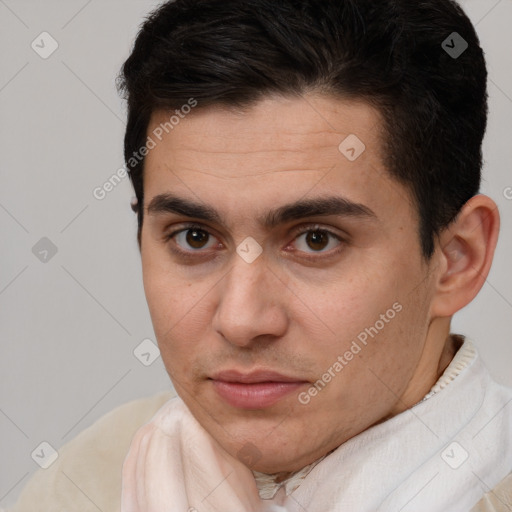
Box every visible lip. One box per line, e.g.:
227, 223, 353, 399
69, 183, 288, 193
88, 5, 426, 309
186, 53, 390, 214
210, 369, 309, 409
211, 369, 305, 384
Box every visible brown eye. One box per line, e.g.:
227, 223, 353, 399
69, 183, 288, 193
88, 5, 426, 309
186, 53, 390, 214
172, 227, 216, 251
305, 230, 330, 251
293, 228, 341, 254
185, 229, 210, 249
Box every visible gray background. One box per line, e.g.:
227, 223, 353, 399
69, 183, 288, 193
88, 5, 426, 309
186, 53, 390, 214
0, 0, 511, 508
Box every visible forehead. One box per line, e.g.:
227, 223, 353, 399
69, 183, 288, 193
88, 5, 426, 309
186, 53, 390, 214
146, 94, 382, 174
142, 94, 414, 228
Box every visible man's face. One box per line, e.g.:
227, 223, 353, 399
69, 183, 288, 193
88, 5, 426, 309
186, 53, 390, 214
141, 94, 436, 473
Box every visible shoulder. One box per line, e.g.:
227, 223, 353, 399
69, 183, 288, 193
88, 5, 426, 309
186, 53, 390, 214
471, 472, 512, 511
8, 390, 175, 512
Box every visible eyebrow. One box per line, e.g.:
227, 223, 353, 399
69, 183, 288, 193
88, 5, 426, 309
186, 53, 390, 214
146, 193, 376, 228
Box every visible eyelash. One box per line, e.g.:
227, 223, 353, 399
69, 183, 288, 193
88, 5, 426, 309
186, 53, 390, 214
164, 223, 345, 261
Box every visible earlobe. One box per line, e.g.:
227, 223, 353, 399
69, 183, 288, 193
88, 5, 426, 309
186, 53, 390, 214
430, 195, 500, 318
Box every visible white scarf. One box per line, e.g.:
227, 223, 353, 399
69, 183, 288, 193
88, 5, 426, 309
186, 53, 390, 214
121, 340, 512, 511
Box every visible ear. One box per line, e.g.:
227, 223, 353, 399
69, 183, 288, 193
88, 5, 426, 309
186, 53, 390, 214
430, 194, 500, 318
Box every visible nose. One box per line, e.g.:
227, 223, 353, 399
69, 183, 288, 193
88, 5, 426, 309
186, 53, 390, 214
211, 256, 289, 347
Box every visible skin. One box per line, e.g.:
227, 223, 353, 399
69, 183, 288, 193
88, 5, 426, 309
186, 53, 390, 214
140, 93, 499, 474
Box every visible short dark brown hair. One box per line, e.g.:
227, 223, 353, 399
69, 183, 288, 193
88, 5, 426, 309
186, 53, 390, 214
117, 0, 487, 257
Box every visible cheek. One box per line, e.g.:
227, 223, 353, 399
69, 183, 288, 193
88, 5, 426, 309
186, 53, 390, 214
141, 247, 215, 362
145, 277, 212, 338
293, 261, 428, 396
344, 295, 428, 404
291, 267, 397, 344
